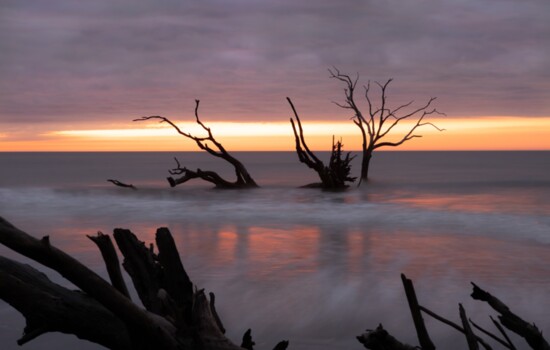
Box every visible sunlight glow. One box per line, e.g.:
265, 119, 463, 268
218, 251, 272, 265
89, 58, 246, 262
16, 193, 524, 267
2, 116, 550, 151
51, 121, 358, 138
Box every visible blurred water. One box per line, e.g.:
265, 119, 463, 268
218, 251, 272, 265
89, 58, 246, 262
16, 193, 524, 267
0, 151, 549, 349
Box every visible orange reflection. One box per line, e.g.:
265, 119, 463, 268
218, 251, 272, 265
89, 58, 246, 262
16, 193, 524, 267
366, 232, 550, 281
247, 226, 320, 278
388, 192, 546, 214
347, 230, 366, 275
214, 227, 238, 266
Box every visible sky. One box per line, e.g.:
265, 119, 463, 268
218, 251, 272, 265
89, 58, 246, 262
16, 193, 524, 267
1, 0, 549, 151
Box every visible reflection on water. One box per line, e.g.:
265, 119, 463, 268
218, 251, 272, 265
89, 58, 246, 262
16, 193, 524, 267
385, 191, 550, 215
1, 215, 549, 350
1, 152, 549, 349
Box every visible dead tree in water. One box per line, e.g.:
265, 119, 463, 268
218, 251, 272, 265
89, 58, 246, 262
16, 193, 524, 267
0, 216, 286, 350
134, 100, 258, 189
287, 97, 356, 189
329, 68, 445, 185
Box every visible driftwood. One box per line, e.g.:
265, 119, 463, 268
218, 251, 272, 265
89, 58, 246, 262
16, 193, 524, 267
471, 283, 550, 350
287, 97, 356, 189
0, 215, 547, 350
357, 274, 547, 350
0, 216, 285, 350
134, 100, 258, 189
107, 179, 137, 190
357, 324, 416, 350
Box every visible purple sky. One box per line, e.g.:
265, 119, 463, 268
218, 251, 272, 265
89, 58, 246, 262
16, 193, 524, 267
1, 0, 549, 134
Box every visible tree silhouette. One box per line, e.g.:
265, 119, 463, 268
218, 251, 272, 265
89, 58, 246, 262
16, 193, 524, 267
135, 100, 258, 189
329, 68, 445, 185
287, 97, 356, 189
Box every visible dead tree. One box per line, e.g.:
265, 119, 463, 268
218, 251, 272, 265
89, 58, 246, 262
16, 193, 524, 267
134, 100, 258, 189
0, 216, 287, 350
287, 97, 356, 189
329, 68, 445, 185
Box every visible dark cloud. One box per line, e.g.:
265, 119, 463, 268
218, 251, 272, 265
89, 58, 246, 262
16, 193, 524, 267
1, 0, 549, 127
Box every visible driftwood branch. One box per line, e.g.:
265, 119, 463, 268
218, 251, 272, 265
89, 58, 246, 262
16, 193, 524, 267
87, 231, 131, 298
419, 305, 496, 349
134, 100, 258, 189
2, 214, 548, 350
401, 273, 436, 350
0, 216, 250, 349
357, 324, 416, 350
471, 282, 550, 350
0, 216, 180, 350
107, 179, 137, 190
459, 303, 480, 350
0, 256, 131, 349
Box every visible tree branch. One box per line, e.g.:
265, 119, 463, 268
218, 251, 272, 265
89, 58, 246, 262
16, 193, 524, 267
0, 255, 132, 349
471, 283, 550, 350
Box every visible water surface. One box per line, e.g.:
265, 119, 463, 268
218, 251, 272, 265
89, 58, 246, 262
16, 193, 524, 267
0, 151, 548, 349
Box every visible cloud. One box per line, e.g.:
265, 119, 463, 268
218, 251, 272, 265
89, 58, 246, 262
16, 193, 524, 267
1, 0, 549, 127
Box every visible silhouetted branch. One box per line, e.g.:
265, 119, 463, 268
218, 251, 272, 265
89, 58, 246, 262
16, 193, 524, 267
330, 68, 444, 183
0, 256, 131, 349
469, 317, 511, 349
471, 283, 550, 350
401, 273, 435, 350
134, 100, 258, 189
287, 97, 356, 189
460, 303, 480, 350
107, 179, 136, 190
87, 231, 131, 299
420, 305, 496, 349
357, 324, 416, 350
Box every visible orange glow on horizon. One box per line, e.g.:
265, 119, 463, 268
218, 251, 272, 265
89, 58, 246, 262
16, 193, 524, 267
1, 116, 550, 151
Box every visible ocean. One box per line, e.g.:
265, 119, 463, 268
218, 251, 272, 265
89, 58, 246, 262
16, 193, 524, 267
0, 151, 549, 349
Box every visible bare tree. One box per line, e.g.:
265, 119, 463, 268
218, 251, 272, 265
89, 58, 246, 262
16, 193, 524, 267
135, 100, 258, 189
329, 68, 445, 185
287, 97, 356, 189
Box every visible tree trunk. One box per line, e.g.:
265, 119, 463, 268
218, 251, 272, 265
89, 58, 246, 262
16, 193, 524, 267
359, 150, 372, 185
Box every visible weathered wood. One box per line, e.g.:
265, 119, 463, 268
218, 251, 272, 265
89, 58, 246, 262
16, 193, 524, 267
357, 324, 416, 350
490, 316, 517, 350
241, 328, 255, 350
471, 282, 550, 350
0, 256, 131, 349
420, 305, 495, 349
88, 231, 131, 298
272, 340, 290, 350
459, 303, 479, 350
134, 100, 258, 189
113, 228, 164, 315
209, 292, 226, 334
401, 273, 436, 350
107, 179, 137, 190
156, 227, 194, 326
0, 216, 180, 350
469, 317, 511, 350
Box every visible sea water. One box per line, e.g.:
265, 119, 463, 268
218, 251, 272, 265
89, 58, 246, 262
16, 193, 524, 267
0, 151, 549, 349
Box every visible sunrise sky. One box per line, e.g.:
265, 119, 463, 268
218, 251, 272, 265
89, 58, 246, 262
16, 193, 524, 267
1, 0, 549, 151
